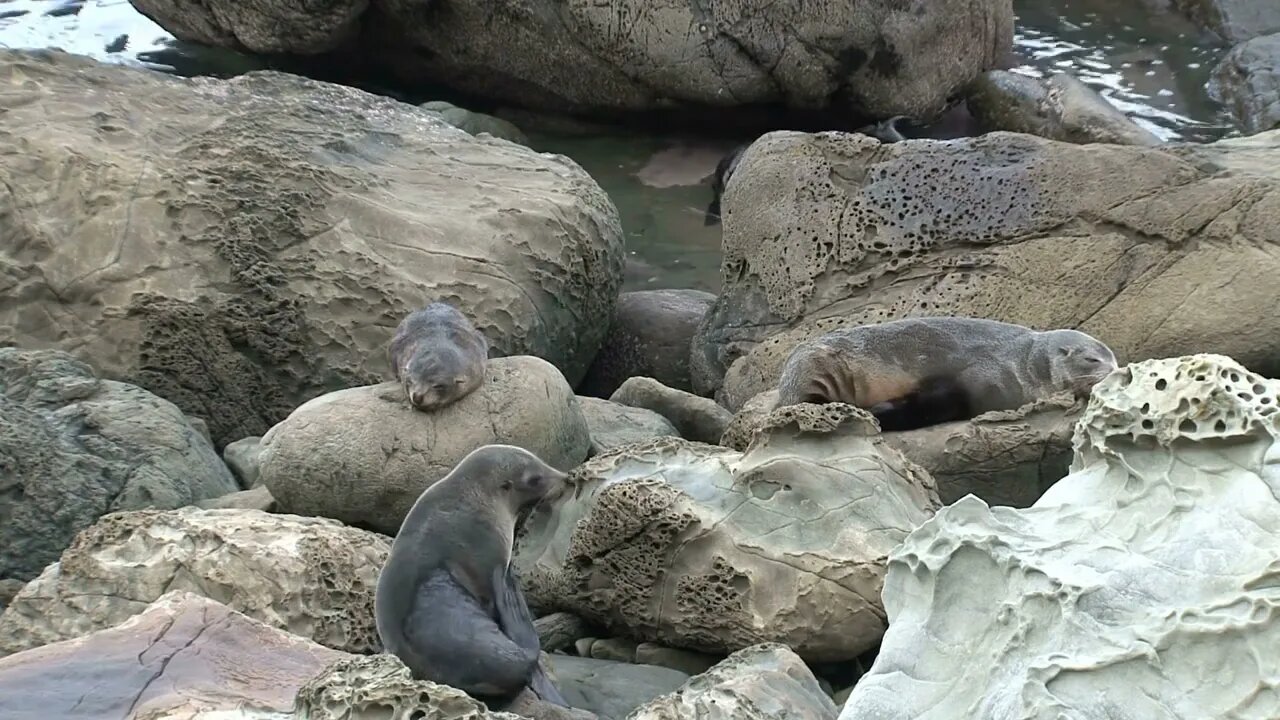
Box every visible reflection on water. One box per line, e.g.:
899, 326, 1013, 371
0, 0, 1242, 293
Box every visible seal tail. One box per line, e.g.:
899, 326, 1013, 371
869, 375, 973, 432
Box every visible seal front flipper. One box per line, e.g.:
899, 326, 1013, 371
494, 564, 570, 707
402, 571, 540, 699
869, 375, 974, 432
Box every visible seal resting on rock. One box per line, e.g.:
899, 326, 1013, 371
704, 141, 751, 226
775, 317, 1118, 432
388, 302, 488, 411
375, 444, 571, 708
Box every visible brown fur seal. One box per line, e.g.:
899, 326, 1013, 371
374, 444, 571, 708
776, 317, 1118, 431
389, 302, 488, 411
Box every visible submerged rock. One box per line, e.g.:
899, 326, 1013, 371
515, 404, 940, 662
0, 348, 237, 586
629, 643, 838, 720
692, 129, 1280, 406
0, 591, 347, 720
259, 355, 590, 535
840, 354, 1280, 720
1208, 33, 1280, 136
967, 70, 1162, 146
0, 508, 388, 658
0, 48, 623, 446
579, 289, 716, 397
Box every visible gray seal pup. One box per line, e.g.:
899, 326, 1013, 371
389, 302, 488, 411
775, 317, 1118, 431
374, 444, 572, 708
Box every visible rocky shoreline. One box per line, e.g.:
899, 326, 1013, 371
1, 5, 1278, 714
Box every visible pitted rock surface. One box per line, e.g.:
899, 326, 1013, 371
0, 591, 348, 720
514, 404, 940, 662
0, 508, 389, 658
629, 643, 838, 720
0, 49, 623, 446
1208, 33, 1280, 136
259, 355, 590, 535
692, 129, 1280, 405
128, 0, 1013, 122
840, 354, 1280, 720
0, 348, 237, 586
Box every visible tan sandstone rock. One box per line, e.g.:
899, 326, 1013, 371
691, 129, 1280, 407
259, 355, 590, 535
628, 643, 838, 720
0, 508, 388, 658
514, 404, 940, 662
0, 591, 348, 720
0, 49, 623, 447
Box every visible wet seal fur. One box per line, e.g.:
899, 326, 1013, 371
374, 444, 572, 709
389, 302, 488, 411
704, 141, 751, 226
775, 317, 1118, 432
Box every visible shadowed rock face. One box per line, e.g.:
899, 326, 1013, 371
0, 48, 623, 447
127, 0, 1014, 122
690, 129, 1280, 406
1208, 33, 1280, 136
0, 591, 349, 720
514, 403, 941, 662
839, 354, 1280, 720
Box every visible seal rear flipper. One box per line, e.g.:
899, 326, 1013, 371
492, 565, 571, 707
402, 572, 540, 697
870, 375, 974, 432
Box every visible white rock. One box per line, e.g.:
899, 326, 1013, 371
839, 354, 1280, 720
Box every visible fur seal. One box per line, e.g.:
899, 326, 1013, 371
389, 302, 488, 411
704, 141, 751, 226
775, 317, 1118, 431
375, 444, 571, 707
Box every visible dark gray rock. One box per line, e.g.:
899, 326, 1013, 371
536, 612, 591, 652
608, 377, 731, 446
577, 396, 679, 454
420, 100, 529, 145
547, 655, 689, 720
1208, 33, 1280, 135
579, 289, 716, 397
0, 348, 238, 585
1167, 0, 1280, 42
221, 435, 263, 488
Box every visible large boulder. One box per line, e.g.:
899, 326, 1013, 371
548, 655, 691, 720
839, 354, 1280, 720
577, 397, 680, 455
514, 404, 941, 662
1208, 33, 1280, 136
129, 0, 1014, 122
0, 48, 623, 447
578, 289, 716, 397
0, 508, 389, 657
0, 591, 348, 720
691, 129, 1280, 406
967, 70, 1162, 146
0, 348, 237, 586
629, 643, 838, 720
258, 355, 591, 535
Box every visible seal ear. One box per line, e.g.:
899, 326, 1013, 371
1057, 346, 1072, 357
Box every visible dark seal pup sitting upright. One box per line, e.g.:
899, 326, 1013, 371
389, 302, 488, 411
375, 444, 572, 709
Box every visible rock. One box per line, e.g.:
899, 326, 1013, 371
259, 355, 590, 535
546, 655, 690, 720
691, 129, 1280, 406
1208, 33, 1280, 136
222, 435, 264, 488
0, 507, 388, 658
967, 70, 1162, 146
575, 638, 598, 657
294, 654, 524, 720
536, 612, 591, 652
0, 348, 238, 586
723, 389, 1081, 507
134, 0, 1014, 122
0, 49, 623, 447
0, 591, 347, 719
839, 354, 1280, 720
579, 290, 716, 397
589, 637, 639, 663
578, 396, 680, 455
0, 580, 23, 611
608, 377, 732, 446
514, 404, 941, 661
420, 100, 530, 145
194, 485, 278, 511
634, 643, 720, 676
629, 643, 838, 720
1168, 0, 1280, 42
